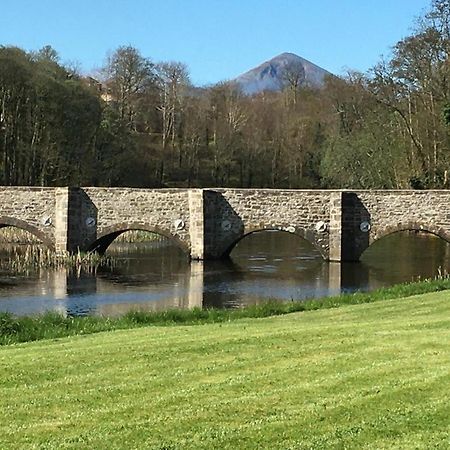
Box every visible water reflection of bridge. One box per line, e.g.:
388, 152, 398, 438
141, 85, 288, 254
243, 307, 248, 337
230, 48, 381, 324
47, 262, 203, 316
46, 261, 369, 317
3, 228, 450, 317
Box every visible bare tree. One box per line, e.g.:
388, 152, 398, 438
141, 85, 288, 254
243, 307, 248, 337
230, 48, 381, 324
280, 61, 305, 105
102, 46, 155, 129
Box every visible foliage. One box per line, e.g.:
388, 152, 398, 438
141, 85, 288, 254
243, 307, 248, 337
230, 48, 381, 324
1, 1, 450, 188
0, 46, 102, 185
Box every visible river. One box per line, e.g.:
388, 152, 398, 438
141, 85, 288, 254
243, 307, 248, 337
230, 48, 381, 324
0, 230, 449, 316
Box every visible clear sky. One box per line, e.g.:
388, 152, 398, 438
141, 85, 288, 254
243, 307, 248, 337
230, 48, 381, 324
1, 0, 431, 85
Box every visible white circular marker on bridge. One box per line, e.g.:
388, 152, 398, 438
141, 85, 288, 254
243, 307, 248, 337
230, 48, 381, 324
315, 221, 327, 233
85, 217, 96, 227
360, 221, 371, 232
174, 219, 185, 231
221, 220, 232, 231
41, 216, 52, 227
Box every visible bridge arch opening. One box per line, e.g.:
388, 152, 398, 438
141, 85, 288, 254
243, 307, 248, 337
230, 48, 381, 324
226, 228, 325, 262
363, 222, 450, 258
361, 225, 450, 281
0, 217, 53, 249
87, 223, 189, 257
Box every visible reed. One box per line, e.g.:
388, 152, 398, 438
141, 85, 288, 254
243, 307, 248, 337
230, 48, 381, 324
0, 228, 164, 273
0, 228, 164, 246
0, 227, 40, 244
114, 230, 163, 243
0, 245, 114, 273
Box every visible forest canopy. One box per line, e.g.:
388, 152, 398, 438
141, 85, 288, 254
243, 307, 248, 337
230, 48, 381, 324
1, 0, 450, 189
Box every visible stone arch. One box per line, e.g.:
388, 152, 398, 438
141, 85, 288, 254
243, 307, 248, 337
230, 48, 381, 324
87, 221, 190, 255
0, 216, 54, 249
361, 221, 450, 257
221, 226, 328, 260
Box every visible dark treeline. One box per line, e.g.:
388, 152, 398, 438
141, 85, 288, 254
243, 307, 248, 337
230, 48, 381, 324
2, 0, 450, 189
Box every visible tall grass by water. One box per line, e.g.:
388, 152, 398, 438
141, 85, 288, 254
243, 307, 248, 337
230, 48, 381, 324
2, 276, 450, 345
0, 228, 162, 272
0, 245, 113, 273
0, 227, 40, 244
113, 229, 163, 243
0, 227, 162, 245
0, 227, 164, 273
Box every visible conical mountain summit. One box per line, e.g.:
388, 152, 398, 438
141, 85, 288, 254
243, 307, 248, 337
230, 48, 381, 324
233, 52, 332, 95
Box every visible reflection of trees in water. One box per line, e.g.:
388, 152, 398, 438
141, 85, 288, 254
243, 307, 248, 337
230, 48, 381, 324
206, 231, 330, 307
64, 231, 450, 311
230, 230, 323, 271
101, 241, 189, 284
361, 231, 450, 284
328, 232, 450, 293
2, 229, 450, 317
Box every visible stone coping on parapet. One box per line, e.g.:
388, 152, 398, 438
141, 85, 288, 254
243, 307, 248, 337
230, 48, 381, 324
0, 186, 450, 194
0, 185, 449, 262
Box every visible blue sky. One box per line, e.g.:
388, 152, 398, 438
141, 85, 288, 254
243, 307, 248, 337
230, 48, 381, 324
1, 0, 431, 85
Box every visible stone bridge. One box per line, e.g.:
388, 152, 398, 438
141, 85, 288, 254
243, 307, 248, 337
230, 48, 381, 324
1, 187, 450, 262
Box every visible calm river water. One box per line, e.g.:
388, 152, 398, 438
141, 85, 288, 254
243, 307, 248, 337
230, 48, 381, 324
0, 231, 449, 316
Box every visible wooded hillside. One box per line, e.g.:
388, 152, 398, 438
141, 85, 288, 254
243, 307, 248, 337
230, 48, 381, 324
1, 0, 449, 189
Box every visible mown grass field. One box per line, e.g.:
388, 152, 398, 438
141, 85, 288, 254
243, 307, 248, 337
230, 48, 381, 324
1, 291, 450, 449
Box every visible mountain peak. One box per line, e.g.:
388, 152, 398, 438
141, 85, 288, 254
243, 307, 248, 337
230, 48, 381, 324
233, 52, 331, 95
276, 52, 299, 58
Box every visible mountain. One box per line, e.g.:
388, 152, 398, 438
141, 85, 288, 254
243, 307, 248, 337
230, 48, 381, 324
233, 52, 332, 95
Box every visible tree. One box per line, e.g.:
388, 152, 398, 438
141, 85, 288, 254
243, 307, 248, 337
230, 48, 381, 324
155, 62, 190, 151
368, 0, 450, 187
280, 60, 305, 106
102, 46, 155, 129
34, 45, 59, 63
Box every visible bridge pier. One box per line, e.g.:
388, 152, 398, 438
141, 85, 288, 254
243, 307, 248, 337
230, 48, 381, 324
54, 187, 98, 254
328, 191, 370, 262
54, 187, 69, 254
1, 187, 449, 262
188, 189, 205, 260
328, 192, 343, 262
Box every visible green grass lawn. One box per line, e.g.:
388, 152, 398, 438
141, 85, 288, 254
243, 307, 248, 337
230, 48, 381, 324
1, 292, 450, 449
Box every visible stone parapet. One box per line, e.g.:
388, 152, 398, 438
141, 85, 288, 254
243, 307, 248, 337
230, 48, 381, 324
0, 187, 449, 261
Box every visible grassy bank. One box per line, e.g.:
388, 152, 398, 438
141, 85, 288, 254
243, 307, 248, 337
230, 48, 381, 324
2, 277, 450, 345
1, 291, 449, 449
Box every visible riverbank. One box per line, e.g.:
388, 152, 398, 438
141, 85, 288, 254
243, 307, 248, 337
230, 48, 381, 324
1, 277, 450, 345
0, 228, 162, 244
1, 290, 449, 449
0, 228, 160, 272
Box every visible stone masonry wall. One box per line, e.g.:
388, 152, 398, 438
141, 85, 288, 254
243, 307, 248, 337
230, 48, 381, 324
206, 189, 335, 258
82, 188, 192, 252
348, 190, 450, 259
0, 187, 56, 246
1, 187, 450, 260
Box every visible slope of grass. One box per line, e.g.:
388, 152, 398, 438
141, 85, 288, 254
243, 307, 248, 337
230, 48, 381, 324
2, 277, 450, 345
1, 291, 449, 449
